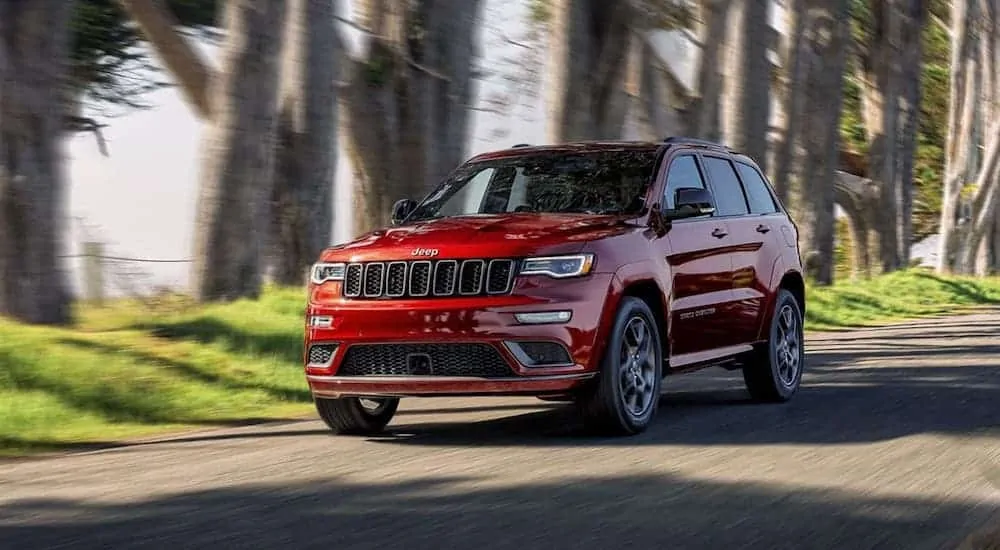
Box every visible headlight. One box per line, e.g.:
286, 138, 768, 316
310, 262, 346, 284
519, 254, 595, 278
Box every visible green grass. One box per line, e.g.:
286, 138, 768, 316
0, 287, 313, 456
805, 269, 1000, 331
1, 270, 999, 456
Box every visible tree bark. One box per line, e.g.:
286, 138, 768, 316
547, 0, 632, 142
788, 0, 851, 285
268, 0, 340, 286
684, 0, 732, 142
346, 0, 484, 237
937, 0, 979, 273
189, 0, 286, 301
0, 1, 74, 325
892, 0, 928, 267
771, 0, 807, 203
719, 0, 771, 172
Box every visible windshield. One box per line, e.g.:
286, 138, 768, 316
405, 149, 661, 223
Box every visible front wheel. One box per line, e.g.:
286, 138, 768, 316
577, 296, 663, 435
315, 396, 400, 435
742, 289, 804, 402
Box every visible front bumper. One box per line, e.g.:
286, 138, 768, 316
303, 273, 616, 398
307, 372, 596, 398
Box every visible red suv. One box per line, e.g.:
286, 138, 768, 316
304, 138, 805, 436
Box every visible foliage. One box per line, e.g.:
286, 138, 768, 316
69, 0, 217, 119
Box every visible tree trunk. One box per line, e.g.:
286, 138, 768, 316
189, 0, 286, 301
684, 0, 732, 142
771, 0, 807, 203
268, 0, 340, 286
892, 0, 928, 267
859, 0, 927, 274
346, 0, 484, 237
789, 0, 851, 285
547, 0, 633, 142
937, 0, 979, 273
719, 0, 771, 172
0, 1, 74, 325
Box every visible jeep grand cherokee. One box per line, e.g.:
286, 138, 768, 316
303, 137, 806, 436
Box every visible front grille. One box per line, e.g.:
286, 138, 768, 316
342, 259, 517, 299
337, 343, 514, 378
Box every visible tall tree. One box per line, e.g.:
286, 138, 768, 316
345, 0, 486, 236
0, 1, 74, 325
858, 0, 929, 273
188, 0, 286, 301
785, 0, 852, 284
936, 0, 1000, 274
545, 0, 693, 143
720, 0, 771, 173
268, 0, 340, 285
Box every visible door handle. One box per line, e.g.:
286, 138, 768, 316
755, 224, 771, 234
711, 227, 728, 239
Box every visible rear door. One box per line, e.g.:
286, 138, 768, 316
731, 160, 787, 342
701, 154, 784, 346
656, 152, 737, 359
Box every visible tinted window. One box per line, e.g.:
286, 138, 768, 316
702, 156, 749, 216
663, 155, 706, 210
735, 162, 778, 214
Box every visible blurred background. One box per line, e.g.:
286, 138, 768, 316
32, 0, 981, 309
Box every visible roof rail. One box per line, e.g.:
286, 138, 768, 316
511, 143, 533, 148
662, 136, 733, 152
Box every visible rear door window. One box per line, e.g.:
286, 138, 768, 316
701, 156, 749, 217
735, 162, 779, 215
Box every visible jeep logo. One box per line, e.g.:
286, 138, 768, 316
411, 248, 439, 257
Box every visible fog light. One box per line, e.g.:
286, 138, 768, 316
504, 341, 573, 367
309, 315, 333, 328
513, 310, 572, 324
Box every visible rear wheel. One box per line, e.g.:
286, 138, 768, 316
577, 297, 663, 435
315, 396, 400, 435
742, 289, 804, 402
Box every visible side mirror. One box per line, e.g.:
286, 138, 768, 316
665, 187, 716, 220
391, 199, 417, 225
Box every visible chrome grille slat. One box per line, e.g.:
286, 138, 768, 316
486, 259, 515, 294
433, 260, 458, 296
459, 259, 485, 295
344, 263, 364, 297
363, 263, 385, 297
341, 258, 516, 299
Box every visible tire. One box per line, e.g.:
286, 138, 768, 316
315, 396, 400, 435
577, 296, 663, 435
742, 289, 804, 402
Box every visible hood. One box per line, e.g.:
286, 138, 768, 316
321, 213, 639, 262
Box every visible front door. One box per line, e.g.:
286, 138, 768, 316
655, 153, 736, 360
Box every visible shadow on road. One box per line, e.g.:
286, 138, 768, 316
0, 472, 987, 550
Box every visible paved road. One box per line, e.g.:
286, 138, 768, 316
2, 312, 1000, 550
